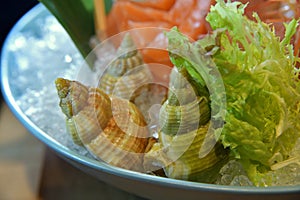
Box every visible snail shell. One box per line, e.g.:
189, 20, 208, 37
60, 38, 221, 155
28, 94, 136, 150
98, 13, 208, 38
144, 67, 228, 182
56, 78, 151, 171
159, 96, 210, 135
99, 33, 153, 100
159, 67, 211, 135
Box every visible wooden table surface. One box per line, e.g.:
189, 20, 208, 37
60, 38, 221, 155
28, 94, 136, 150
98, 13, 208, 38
0, 102, 147, 200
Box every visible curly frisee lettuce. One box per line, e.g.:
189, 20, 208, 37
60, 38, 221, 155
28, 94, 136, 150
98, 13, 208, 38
167, 0, 300, 186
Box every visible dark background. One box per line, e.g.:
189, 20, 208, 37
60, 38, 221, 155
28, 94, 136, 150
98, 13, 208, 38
0, 0, 38, 51
0, 0, 39, 103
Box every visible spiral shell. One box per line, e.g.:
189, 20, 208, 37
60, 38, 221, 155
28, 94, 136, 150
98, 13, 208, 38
55, 78, 150, 171
159, 96, 210, 135
99, 33, 153, 100
144, 67, 228, 182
